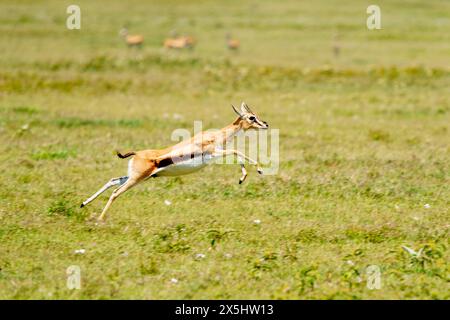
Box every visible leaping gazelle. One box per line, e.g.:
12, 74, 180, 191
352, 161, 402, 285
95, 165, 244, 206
80, 102, 269, 221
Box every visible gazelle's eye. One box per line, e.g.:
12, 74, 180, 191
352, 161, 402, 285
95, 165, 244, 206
248, 116, 255, 121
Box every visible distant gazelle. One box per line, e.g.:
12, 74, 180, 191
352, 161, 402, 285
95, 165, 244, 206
226, 33, 240, 51
81, 102, 268, 221
119, 27, 144, 48
163, 35, 195, 49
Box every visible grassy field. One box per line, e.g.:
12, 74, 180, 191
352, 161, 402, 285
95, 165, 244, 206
0, 0, 449, 299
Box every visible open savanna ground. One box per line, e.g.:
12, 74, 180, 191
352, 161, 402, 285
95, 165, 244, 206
0, 0, 449, 299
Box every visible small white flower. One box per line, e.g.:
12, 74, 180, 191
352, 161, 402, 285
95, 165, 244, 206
412, 216, 420, 221
356, 276, 363, 283
253, 219, 261, 225
424, 204, 431, 209
346, 260, 354, 266
195, 253, 206, 260
224, 253, 232, 259
21, 123, 30, 130
170, 278, 178, 284
394, 205, 400, 210
74, 249, 85, 254
164, 199, 172, 206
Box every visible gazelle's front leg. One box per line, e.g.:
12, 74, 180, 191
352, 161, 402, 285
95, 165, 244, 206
213, 149, 263, 184
214, 149, 262, 172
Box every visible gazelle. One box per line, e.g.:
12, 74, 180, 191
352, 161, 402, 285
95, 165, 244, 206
80, 102, 269, 221
226, 33, 240, 51
119, 27, 144, 48
163, 35, 195, 49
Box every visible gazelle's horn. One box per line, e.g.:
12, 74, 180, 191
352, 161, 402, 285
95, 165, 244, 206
244, 102, 253, 113
231, 104, 243, 118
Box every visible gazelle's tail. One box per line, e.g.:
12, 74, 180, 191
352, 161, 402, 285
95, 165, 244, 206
116, 151, 136, 159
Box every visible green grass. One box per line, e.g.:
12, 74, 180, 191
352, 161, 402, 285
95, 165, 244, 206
0, 0, 449, 299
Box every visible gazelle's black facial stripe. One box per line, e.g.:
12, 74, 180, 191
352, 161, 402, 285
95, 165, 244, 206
243, 111, 267, 128
253, 117, 265, 126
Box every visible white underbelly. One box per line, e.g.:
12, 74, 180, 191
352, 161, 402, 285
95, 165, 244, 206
153, 156, 213, 177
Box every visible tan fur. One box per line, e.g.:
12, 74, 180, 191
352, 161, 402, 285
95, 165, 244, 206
119, 28, 144, 47
164, 36, 195, 49
226, 33, 240, 50
125, 34, 144, 46
227, 39, 240, 50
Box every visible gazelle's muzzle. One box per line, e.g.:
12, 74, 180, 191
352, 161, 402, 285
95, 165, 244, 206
257, 120, 269, 129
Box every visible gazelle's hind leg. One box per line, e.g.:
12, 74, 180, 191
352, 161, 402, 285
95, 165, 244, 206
81, 176, 128, 208
97, 155, 157, 221
97, 177, 140, 221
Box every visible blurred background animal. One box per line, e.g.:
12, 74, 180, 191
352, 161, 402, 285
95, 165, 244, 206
164, 32, 195, 49
332, 32, 341, 58
119, 27, 144, 48
226, 33, 240, 51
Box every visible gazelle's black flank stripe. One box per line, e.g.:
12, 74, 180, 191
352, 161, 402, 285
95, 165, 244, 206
156, 153, 206, 168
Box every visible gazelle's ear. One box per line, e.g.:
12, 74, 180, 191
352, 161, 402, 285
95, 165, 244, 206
231, 104, 242, 118
240, 101, 247, 113
241, 101, 253, 113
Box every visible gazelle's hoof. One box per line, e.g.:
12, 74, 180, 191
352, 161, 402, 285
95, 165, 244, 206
95, 218, 106, 226
257, 168, 263, 175
239, 174, 247, 184
80, 203, 85, 208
